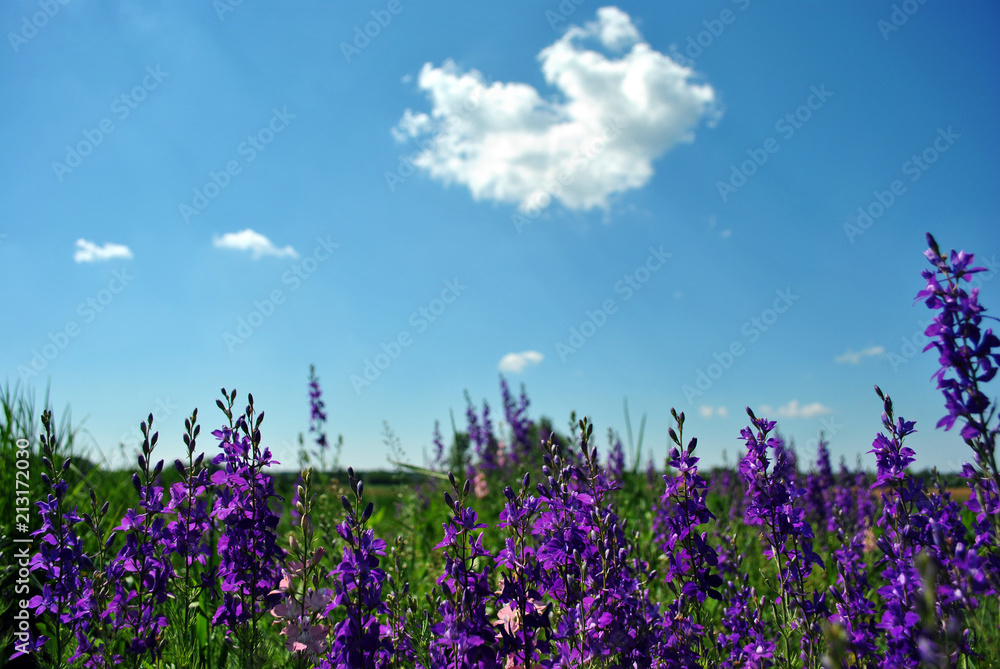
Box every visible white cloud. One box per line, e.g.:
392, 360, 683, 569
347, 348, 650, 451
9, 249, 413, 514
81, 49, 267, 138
498, 350, 544, 373
74, 239, 133, 263
392, 6, 717, 213
699, 405, 728, 419
213, 229, 297, 259
760, 400, 832, 419
834, 345, 885, 365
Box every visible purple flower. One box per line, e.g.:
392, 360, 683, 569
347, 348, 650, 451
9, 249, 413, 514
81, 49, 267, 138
804, 435, 834, 536
26, 411, 94, 666
500, 376, 534, 465
656, 409, 722, 666
431, 420, 447, 471
209, 390, 285, 664
465, 392, 499, 472
308, 364, 330, 457
867, 387, 934, 668
917, 234, 999, 446
430, 472, 500, 669
495, 474, 550, 668
606, 432, 625, 482
827, 527, 879, 662
532, 418, 663, 667
104, 415, 175, 661
918, 233, 1000, 585
739, 408, 825, 665
319, 467, 392, 669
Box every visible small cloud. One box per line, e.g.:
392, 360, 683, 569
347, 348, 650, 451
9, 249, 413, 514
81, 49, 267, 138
699, 405, 728, 419
834, 345, 885, 365
672, 290, 683, 299
720, 229, 732, 239
74, 239, 133, 263
213, 229, 298, 259
762, 400, 832, 419
498, 350, 544, 373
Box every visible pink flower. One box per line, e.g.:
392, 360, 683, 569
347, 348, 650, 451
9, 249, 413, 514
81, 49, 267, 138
474, 470, 489, 499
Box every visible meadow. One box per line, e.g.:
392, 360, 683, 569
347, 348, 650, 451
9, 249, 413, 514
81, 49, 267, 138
1, 232, 998, 668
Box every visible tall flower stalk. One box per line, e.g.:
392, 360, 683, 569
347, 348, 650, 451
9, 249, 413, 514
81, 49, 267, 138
210, 389, 285, 667
430, 472, 500, 669
106, 415, 174, 661
495, 472, 550, 669
28, 411, 88, 666
657, 409, 722, 666
739, 408, 825, 669
164, 408, 216, 657
322, 466, 393, 668
271, 468, 333, 666
918, 232, 1000, 580
867, 386, 928, 668
534, 418, 662, 668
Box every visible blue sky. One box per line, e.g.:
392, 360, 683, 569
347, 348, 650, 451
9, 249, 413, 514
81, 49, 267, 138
1, 1, 998, 474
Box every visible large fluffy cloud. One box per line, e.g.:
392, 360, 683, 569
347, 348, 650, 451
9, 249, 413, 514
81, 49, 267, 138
391, 6, 717, 213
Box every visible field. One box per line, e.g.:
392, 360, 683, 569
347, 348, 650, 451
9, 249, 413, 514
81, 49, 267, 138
1, 233, 998, 669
